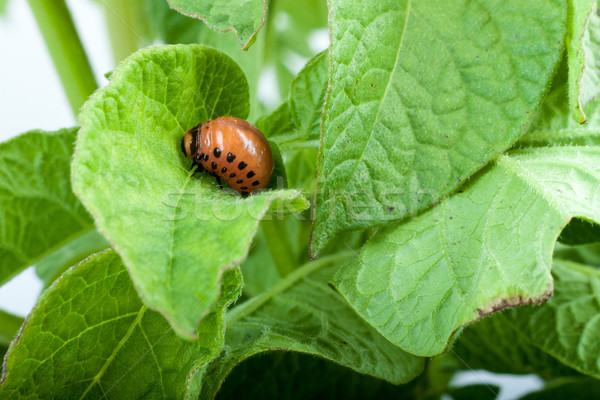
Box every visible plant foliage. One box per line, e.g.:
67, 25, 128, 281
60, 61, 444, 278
1, 0, 600, 398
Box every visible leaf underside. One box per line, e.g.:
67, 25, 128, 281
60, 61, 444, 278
167, 0, 267, 49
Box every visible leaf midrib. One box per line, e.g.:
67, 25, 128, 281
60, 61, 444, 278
333, 0, 413, 193
79, 306, 147, 399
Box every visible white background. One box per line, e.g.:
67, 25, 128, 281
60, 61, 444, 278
0, 2, 543, 398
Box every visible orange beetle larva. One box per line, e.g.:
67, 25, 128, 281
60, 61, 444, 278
181, 116, 274, 195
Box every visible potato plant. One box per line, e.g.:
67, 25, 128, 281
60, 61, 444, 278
1, 0, 600, 398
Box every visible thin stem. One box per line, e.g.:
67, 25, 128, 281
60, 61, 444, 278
260, 218, 297, 277
101, 0, 146, 65
27, 0, 98, 116
227, 251, 353, 324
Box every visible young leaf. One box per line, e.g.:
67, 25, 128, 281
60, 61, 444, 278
255, 101, 295, 138
72, 45, 309, 338
311, 0, 567, 256
258, 50, 328, 148
567, 0, 600, 123
289, 50, 328, 140
0, 128, 108, 286
333, 144, 600, 357
167, 0, 267, 50
196, 254, 425, 397
456, 259, 600, 380
0, 250, 243, 399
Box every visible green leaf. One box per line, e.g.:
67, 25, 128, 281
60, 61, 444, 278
456, 259, 600, 382
554, 242, 600, 266
72, 45, 309, 338
255, 101, 295, 138
143, 0, 204, 44
311, 0, 567, 256
0, 128, 108, 286
517, 59, 600, 148
167, 0, 267, 50
567, 0, 600, 123
519, 378, 600, 400
449, 385, 500, 400
0, 309, 23, 347
289, 50, 328, 140
558, 217, 600, 245
454, 307, 581, 379
0, 250, 243, 398
197, 253, 425, 397
502, 259, 600, 378
215, 352, 421, 400
334, 144, 600, 357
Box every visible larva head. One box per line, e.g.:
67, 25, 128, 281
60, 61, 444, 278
181, 125, 200, 158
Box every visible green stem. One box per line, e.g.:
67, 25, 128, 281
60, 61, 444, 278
0, 310, 24, 347
227, 251, 353, 324
27, 0, 97, 116
102, 0, 146, 65
260, 218, 297, 277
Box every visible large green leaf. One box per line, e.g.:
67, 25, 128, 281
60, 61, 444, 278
311, 0, 567, 256
196, 253, 424, 397
0, 250, 243, 398
167, 0, 266, 50
333, 143, 600, 356
0, 128, 108, 286
72, 45, 308, 338
216, 352, 421, 400
456, 259, 600, 380
567, 0, 600, 123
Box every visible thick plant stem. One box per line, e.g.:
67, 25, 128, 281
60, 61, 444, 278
260, 218, 297, 277
27, 0, 97, 116
102, 0, 146, 65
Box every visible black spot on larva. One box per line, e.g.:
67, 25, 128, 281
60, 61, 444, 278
229, 173, 236, 178
240, 186, 248, 190
211, 162, 217, 169
221, 167, 227, 173
236, 179, 243, 184
252, 180, 259, 186
241, 191, 249, 196
195, 154, 202, 162
203, 154, 209, 162
227, 152, 235, 162
238, 161, 247, 170
214, 148, 221, 158
247, 171, 255, 178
